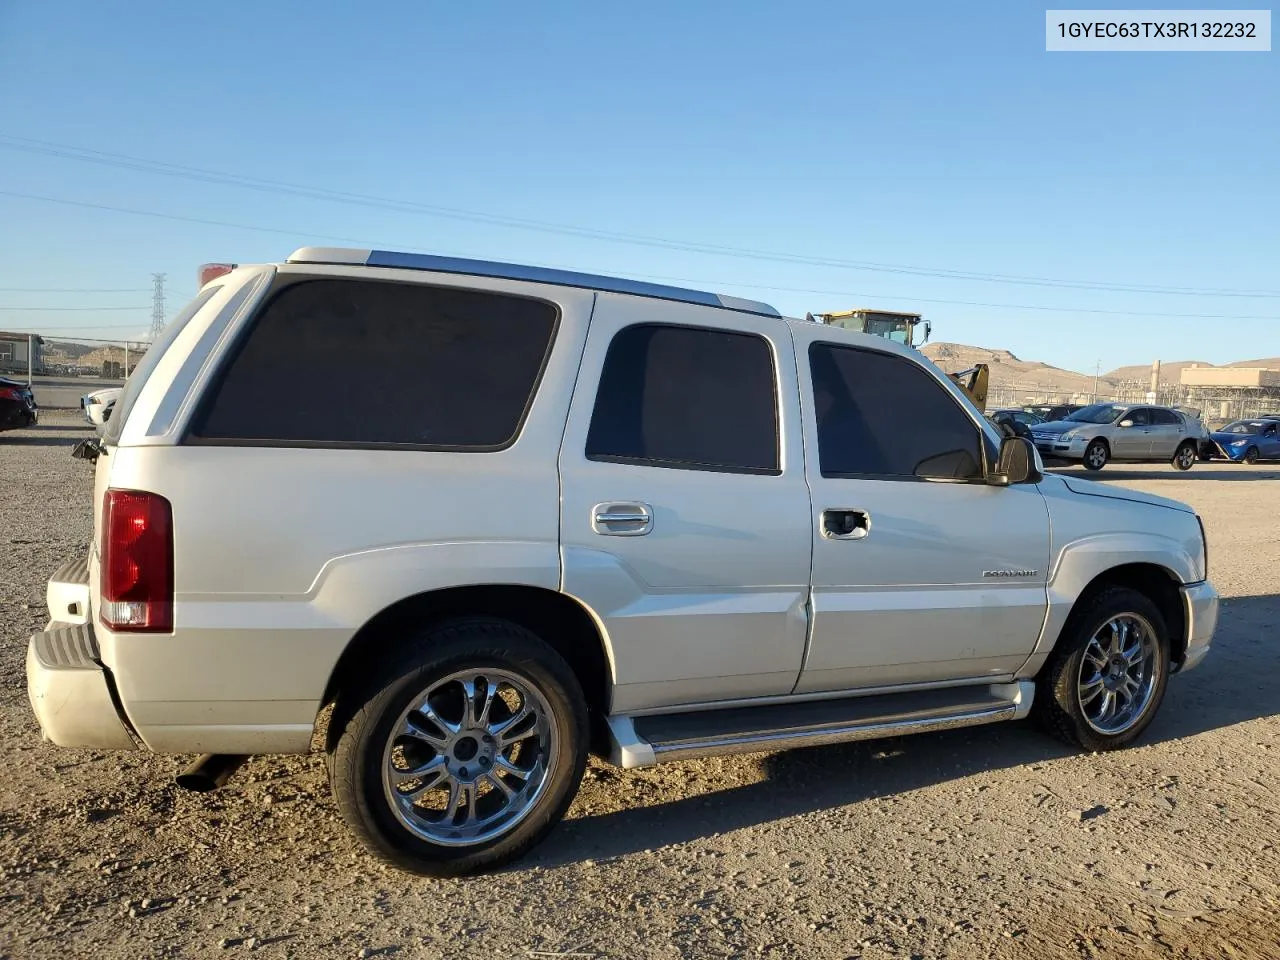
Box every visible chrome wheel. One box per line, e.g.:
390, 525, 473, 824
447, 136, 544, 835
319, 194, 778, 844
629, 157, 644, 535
381, 668, 559, 847
1077, 613, 1161, 735
1175, 445, 1195, 470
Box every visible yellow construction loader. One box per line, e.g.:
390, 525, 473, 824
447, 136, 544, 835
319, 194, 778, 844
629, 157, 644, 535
808, 307, 989, 413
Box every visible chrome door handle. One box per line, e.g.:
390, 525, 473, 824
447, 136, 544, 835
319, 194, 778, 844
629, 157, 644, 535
592, 502, 654, 536
822, 508, 870, 540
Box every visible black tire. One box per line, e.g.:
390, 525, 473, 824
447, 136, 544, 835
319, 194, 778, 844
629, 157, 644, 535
1171, 441, 1196, 471
327, 618, 589, 877
1083, 439, 1108, 471
1244, 446, 1260, 465
1034, 586, 1170, 752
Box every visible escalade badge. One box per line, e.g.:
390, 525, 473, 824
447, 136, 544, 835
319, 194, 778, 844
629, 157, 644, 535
983, 569, 1038, 578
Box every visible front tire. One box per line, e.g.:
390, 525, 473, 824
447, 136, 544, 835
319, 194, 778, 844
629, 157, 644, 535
1244, 446, 1260, 465
1172, 442, 1196, 471
1083, 439, 1109, 471
1034, 587, 1170, 752
327, 619, 589, 876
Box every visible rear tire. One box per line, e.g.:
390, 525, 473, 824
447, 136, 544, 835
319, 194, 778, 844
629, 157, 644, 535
327, 618, 589, 877
1034, 587, 1170, 752
1172, 442, 1196, 471
1083, 439, 1108, 471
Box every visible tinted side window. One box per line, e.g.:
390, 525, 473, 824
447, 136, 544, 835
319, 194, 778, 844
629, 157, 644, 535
191, 278, 557, 448
1151, 408, 1179, 425
1126, 408, 1152, 426
586, 323, 779, 474
810, 343, 983, 480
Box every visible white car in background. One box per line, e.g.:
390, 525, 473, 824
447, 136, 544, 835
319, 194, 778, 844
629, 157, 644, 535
81, 387, 122, 429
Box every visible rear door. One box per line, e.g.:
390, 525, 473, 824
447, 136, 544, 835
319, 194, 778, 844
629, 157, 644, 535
1147, 407, 1186, 457
559, 296, 812, 714
793, 328, 1050, 692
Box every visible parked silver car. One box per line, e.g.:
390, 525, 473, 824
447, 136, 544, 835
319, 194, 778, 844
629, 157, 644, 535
1031, 402, 1202, 470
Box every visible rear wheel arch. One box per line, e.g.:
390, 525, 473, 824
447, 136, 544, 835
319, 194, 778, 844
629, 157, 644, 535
320, 584, 613, 737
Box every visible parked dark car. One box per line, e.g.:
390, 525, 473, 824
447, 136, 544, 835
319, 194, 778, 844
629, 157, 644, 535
1207, 419, 1280, 463
0, 376, 38, 432
1024, 403, 1084, 423
988, 410, 1035, 440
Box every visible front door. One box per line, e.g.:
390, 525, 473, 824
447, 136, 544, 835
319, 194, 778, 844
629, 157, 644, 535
1113, 407, 1152, 457
1261, 422, 1280, 458
559, 295, 813, 714
791, 327, 1051, 693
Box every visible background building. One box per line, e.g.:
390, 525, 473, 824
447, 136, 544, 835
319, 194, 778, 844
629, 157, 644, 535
0, 332, 43, 377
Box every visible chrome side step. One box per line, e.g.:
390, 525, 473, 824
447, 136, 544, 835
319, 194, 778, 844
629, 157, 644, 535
606, 681, 1034, 769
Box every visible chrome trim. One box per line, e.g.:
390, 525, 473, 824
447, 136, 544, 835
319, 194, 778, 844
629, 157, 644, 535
645, 703, 1017, 766
625, 675, 1016, 718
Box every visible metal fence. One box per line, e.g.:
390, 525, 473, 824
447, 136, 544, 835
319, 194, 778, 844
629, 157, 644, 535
985, 378, 1280, 425
30, 336, 151, 379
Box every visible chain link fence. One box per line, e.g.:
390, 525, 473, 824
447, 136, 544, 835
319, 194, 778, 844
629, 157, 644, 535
986, 378, 1280, 427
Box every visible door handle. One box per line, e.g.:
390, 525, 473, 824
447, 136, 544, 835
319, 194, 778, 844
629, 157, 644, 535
822, 508, 870, 540
592, 501, 654, 536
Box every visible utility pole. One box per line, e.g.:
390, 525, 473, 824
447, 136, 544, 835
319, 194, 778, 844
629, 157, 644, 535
149, 273, 167, 341
1091, 359, 1100, 403
28, 333, 34, 385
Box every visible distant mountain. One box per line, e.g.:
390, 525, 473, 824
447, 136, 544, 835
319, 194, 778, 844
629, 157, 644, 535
922, 342, 1111, 397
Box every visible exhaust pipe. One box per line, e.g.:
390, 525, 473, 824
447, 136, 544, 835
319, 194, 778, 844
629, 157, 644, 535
176, 754, 248, 793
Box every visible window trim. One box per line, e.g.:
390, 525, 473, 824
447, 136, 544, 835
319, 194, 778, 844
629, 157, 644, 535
807, 340, 995, 483
181, 275, 562, 453
585, 320, 783, 477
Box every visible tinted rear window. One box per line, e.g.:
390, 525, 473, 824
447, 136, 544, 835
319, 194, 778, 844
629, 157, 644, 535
190, 278, 558, 449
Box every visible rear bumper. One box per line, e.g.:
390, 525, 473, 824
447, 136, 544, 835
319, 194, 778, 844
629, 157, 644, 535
1177, 581, 1219, 673
26, 622, 138, 750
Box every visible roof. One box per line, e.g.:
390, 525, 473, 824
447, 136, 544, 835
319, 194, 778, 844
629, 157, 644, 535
286, 247, 781, 318
0, 331, 42, 343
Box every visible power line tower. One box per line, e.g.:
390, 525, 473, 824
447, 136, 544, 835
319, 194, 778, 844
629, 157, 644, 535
149, 273, 167, 341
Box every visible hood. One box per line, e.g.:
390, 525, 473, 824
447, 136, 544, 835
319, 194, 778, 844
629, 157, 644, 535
1031, 419, 1080, 435
1056, 475, 1194, 514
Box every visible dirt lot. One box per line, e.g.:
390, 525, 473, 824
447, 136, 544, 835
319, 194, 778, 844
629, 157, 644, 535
2, 412, 1278, 960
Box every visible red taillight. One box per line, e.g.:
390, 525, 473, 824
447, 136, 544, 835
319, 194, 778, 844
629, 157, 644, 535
0, 387, 19, 401
101, 489, 174, 633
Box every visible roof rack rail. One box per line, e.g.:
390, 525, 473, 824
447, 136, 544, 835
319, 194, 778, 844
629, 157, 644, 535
286, 247, 780, 318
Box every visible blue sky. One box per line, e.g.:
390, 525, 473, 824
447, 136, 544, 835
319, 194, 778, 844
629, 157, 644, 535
0, 1, 1276, 373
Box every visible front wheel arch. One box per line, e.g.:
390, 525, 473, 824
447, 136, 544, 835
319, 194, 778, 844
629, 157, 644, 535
1046, 563, 1188, 671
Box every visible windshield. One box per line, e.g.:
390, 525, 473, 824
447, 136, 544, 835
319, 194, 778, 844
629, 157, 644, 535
1065, 403, 1127, 424
1222, 421, 1262, 434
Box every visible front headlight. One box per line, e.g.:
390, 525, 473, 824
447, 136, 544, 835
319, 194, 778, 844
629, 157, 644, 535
1060, 428, 1080, 440
1230, 438, 1249, 447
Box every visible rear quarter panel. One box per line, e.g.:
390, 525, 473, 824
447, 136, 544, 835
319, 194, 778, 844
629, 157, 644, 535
96, 271, 595, 754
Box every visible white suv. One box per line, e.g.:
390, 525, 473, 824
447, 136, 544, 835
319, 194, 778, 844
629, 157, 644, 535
27, 248, 1218, 876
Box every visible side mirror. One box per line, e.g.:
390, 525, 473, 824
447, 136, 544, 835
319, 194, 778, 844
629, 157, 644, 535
1118, 419, 1134, 428
990, 436, 1041, 486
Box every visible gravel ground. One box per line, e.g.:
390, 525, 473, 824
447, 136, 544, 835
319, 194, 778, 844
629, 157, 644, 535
2, 412, 1278, 960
